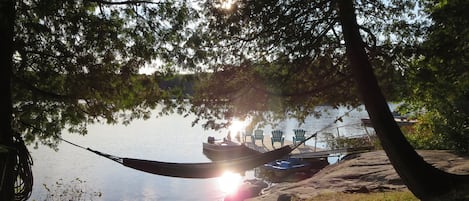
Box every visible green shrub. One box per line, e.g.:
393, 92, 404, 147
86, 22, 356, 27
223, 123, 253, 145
402, 112, 451, 150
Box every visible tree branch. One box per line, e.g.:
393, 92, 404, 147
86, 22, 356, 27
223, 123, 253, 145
358, 25, 377, 48
85, 0, 161, 5
11, 73, 75, 101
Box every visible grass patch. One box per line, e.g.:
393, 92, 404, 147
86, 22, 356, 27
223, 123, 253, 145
303, 190, 419, 201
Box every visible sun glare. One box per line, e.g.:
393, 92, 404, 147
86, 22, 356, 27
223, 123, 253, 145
217, 0, 236, 10
229, 119, 246, 136
218, 171, 243, 194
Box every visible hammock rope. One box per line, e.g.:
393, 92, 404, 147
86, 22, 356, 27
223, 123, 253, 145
60, 137, 292, 178
60, 138, 123, 164
59, 109, 355, 178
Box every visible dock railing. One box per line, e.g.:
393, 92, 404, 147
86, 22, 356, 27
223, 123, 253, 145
295, 123, 377, 159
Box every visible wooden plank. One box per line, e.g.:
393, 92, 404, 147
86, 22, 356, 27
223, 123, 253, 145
242, 133, 374, 159
290, 146, 375, 159
361, 118, 417, 127
243, 135, 318, 155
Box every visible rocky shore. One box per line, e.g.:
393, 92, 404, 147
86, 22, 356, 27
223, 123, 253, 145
246, 150, 469, 201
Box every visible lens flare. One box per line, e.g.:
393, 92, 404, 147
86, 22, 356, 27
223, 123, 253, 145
219, 0, 236, 10
218, 171, 242, 194
229, 119, 245, 135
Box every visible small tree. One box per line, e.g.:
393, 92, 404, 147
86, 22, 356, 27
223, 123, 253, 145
402, 0, 469, 153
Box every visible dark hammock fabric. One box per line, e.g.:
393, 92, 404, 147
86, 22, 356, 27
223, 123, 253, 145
61, 108, 351, 179
122, 146, 293, 178
63, 137, 293, 179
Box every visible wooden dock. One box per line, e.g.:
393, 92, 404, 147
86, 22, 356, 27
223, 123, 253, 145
290, 146, 375, 159
242, 135, 374, 159
243, 135, 319, 155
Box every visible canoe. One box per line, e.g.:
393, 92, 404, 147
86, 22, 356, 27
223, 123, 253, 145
259, 158, 328, 182
202, 141, 260, 161
263, 158, 312, 173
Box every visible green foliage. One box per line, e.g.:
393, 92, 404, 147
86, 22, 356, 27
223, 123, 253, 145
189, 0, 417, 128
322, 132, 375, 150
402, 0, 469, 153
398, 112, 449, 150
191, 59, 358, 129
12, 1, 199, 146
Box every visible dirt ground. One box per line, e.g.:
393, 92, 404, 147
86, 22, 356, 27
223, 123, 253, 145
247, 150, 469, 201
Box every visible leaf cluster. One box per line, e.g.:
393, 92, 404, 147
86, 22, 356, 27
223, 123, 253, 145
190, 0, 417, 128
401, 0, 469, 153
12, 0, 198, 146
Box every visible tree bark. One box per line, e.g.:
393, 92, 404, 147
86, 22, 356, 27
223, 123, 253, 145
336, 0, 468, 200
0, 0, 16, 200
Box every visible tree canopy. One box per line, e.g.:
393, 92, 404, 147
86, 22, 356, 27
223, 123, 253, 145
1, 0, 469, 200
190, 0, 414, 128
400, 0, 469, 153
3, 1, 201, 199
11, 0, 202, 147
193, 0, 469, 200
9, 0, 425, 142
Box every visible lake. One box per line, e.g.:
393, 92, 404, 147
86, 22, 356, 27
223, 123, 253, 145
27, 105, 381, 201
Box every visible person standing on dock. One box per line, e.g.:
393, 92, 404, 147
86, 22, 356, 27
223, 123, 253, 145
224, 131, 232, 142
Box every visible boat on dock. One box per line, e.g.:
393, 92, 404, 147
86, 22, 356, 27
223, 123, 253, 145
202, 138, 260, 161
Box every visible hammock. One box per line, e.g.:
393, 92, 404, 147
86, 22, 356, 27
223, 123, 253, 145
123, 146, 291, 178
60, 109, 353, 179
62, 139, 292, 178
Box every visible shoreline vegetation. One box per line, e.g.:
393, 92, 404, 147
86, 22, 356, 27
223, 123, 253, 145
245, 150, 469, 201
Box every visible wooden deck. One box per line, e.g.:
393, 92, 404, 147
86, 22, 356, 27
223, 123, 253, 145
289, 146, 375, 159
242, 135, 374, 159
243, 135, 319, 155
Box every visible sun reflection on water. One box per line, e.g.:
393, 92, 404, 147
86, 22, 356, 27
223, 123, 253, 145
218, 171, 243, 194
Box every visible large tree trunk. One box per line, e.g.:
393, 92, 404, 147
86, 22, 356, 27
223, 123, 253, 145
337, 0, 469, 200
0, 0, 16, 200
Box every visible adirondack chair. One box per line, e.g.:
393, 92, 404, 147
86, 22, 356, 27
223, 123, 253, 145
271, 130, 284, 147
252, 129, 264, 144
244, 130, 253, 142
292, 129, 307, 146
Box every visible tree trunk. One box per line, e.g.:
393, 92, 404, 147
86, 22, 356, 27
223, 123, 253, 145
337, 0, 468, 200
0, 0, 16, 200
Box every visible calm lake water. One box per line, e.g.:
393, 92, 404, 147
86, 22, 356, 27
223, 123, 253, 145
28, 105, 389, 201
